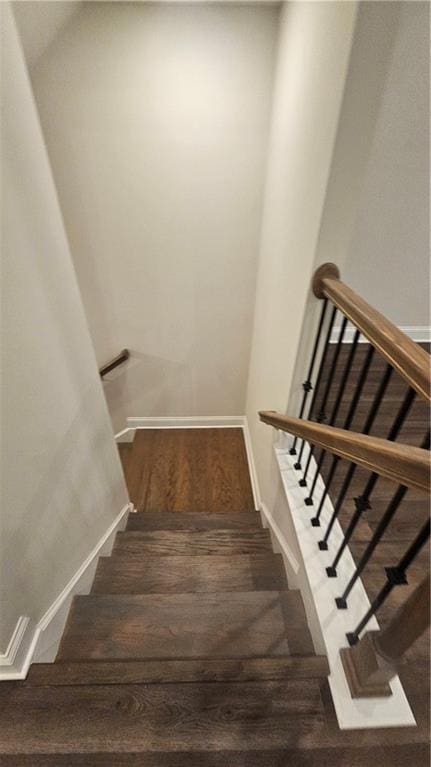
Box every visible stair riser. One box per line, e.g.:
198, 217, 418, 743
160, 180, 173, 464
57, 591, 312, 661
126, 511, 261, 531
27, 656, 329, 686
92, 554, 287, 594
113, 529, 273, 557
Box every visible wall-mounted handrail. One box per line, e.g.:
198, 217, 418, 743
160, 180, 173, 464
258, 410, 431, 494
312, 263, 431, 402
99, 349, 130, 378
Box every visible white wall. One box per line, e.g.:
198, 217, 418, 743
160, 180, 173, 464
246, 0, 357, 513
12, 0, 82, 68
243, 0, 357, 643
0, 4, 128, 654
287, 0, 423, 413
26, 2, 279, 432
342, 0, 430, 328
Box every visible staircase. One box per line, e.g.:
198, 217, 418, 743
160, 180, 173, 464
2, 428, 331, 759
50, 507, 326, 678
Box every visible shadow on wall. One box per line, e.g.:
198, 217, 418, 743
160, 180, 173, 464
3, 380, 126, 640
102, 350, 202, 433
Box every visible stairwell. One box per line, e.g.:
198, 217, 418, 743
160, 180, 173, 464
2, 428, 330, 758
2, 428, 430, 764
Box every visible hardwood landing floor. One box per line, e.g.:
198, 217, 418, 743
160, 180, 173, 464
123, 427, 254, 512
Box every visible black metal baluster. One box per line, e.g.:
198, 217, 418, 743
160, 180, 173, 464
350, 386, 416, 511
336, 430, 430, 608
299, 311, 344, 493
294, 305, 337, 471
310, 339, 374, 527
290, 299, 328, 456
346, 517, 431, 646
335, 485, 407, 607
325, 384, 416, 576
318, 360, 391, 550
305, 325, 359, 508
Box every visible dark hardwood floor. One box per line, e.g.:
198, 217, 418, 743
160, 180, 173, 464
123, 427, 255, 512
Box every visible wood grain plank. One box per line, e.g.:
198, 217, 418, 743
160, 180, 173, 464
2, 744, 429, 767
92, 553, 288, 594
57, 591, 309, 661
124, 429, 254, 512
0, 680, 324, 754
2, 678, 430, 756
26, 655, 329, 686
126, 511, 261, 531
112, 529, 273, 557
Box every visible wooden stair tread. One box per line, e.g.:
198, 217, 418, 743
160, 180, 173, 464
126, 511, 261, 531
0, 679, 325, 754
27, 655, 329, 686
112, 528, 273, 556
92, 553, 288, 594
57, 590, 315, 660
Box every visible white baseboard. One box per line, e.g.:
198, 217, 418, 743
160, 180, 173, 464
115, 427, 134, 443
242, 418, 261, 511
126, 415, 245, 429
259, 502, 300, 575
330, 322, 430, 344
0, 617, 30, 667
115, 416, 246, 441
0, 502, 133, 680
400, 326, 431, 343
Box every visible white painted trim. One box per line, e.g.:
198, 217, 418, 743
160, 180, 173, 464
242, 417, 261, 510
126, 415, 245, 429
259, 502, 300, 574
37, 502, 132, 632
274, 435, 415, 730
115, 427, 134, 443
330, 321, 431, 344
399, 326, 431, 343
0, 502, 132, 680
0, 617, 30, 666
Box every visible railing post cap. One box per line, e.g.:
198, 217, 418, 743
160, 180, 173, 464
312, 262, 340, 298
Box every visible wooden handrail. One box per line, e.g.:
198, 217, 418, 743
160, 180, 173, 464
99, 349, 130, 378
259, 411, 431, 494
312, 263, 431, 402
